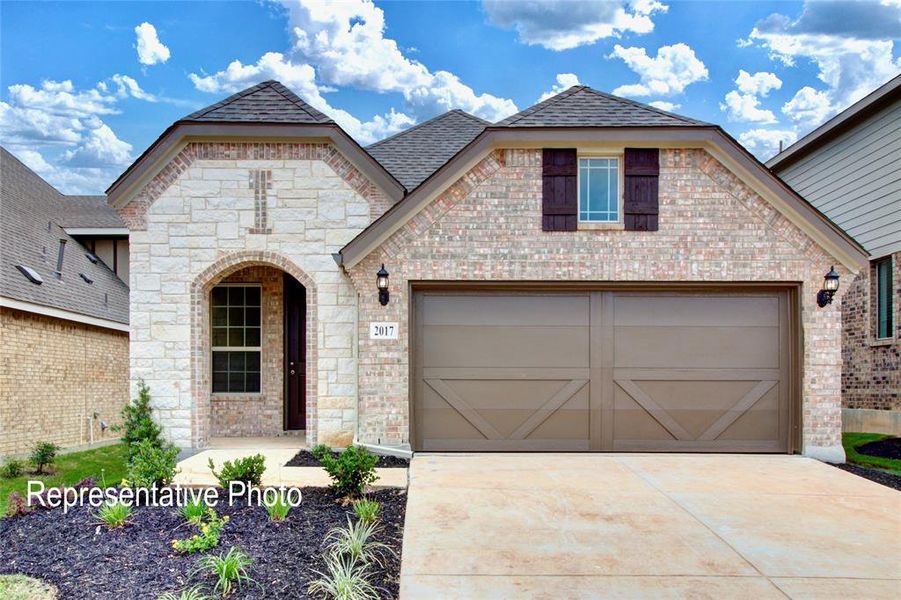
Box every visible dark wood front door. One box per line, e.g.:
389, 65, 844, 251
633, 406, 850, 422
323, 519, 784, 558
284, 274, 306, 430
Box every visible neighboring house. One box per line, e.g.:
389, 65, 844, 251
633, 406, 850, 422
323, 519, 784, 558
768, 74, 900, 435
109, 80, 867, 462
0, 147, 130, 455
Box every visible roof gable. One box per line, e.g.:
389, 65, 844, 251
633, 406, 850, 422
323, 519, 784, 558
497, 86, 709, 128
366, 110, 489, 190
184, 80, 334, 124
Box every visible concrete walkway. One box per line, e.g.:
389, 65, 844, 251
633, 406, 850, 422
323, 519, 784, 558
400, 454, 901, 599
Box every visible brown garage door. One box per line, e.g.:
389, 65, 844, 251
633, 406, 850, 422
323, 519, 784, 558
413, 290, 792, 453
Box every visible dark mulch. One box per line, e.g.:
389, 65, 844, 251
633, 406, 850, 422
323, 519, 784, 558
856, 436, 901, 460
0, 487, 407, 599
286, 450, 410, 469
833, 463, 901, 491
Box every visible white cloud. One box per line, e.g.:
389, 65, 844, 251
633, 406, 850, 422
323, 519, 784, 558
482, 0, 667, 51
537, 73, 581, 102
735, 70, 782, 96
720, 91, 777, 124
781, 86, 833, 125
110, 74, 158, 102
738, 128, 798, 160
134, 22, 170, 65
61, 119, 133, 168
648, 100, 679, 111
609, 43, 708, 97
189, 51, 415, 144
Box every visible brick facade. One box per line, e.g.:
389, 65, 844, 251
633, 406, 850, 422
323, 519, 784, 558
0, 307, 128, 455
123, 142, 388, 449
347, 148, 851, 458
841, 252, 901, 411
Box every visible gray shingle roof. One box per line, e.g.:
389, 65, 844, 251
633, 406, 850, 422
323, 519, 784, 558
1, 147, 129, 325
184, 80, 334, 124
496, 86, 710, 127
366, 110, 489, 190
57, 195, 126, 229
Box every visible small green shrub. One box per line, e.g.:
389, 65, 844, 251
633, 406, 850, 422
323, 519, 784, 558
5, 492, 31, 518
310, 444, 332, 461
351, 498, 380, 524
317, 446, 378, 497
127, 439, 179, 488
172, 508, 229, 554
1, 457, 25, 479
264, 493, 291, 522
192, 546, 255, 597
178, 498, 208, 525
208, 454, 265, 489
29, 442, 59, 475
308, 553, 380, 600
115, 380, 164, 459
95, 500, 133, 528
325, 517, 395, 567
156, 585, 211, 600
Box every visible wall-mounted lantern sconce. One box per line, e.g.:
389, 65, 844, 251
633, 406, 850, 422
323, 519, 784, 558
377, 264, 390, 306
816, 266, 840, 307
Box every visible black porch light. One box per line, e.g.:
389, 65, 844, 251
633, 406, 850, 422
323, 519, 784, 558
816, 266, 840, 308
377, 263, 390, 306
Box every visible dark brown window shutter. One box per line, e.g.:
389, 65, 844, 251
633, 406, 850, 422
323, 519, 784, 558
542, 148, 578, 231
623, 148, 659, 231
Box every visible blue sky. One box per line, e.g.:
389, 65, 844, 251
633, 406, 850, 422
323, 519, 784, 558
1, 0, 899, 194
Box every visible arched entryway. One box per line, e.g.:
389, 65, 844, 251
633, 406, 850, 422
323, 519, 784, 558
190, 252, 317, 449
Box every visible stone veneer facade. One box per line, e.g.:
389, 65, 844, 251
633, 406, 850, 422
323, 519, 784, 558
123, 142, 390, 449
0, 307, 128, 455
841, 251, 900, 411
347, 148, 852, 459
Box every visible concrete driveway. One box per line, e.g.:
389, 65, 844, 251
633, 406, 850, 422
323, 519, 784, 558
400, 454, 900, 599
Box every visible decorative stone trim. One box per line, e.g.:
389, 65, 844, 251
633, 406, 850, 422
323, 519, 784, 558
190, 251, 318, 448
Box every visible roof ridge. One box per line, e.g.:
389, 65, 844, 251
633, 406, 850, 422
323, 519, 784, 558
497, 85, 587, 126
367, 109, 485, 149
185, 81, 273, 120
450, 109, 492, 126
267, 81, 332, 123
579, 86, 708, 125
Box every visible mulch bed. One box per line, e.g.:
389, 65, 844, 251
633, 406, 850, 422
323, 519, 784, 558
833, 463, 901, 491
0, 487, 407, 599
855, 436, 901, 460
286, 450, 410, 469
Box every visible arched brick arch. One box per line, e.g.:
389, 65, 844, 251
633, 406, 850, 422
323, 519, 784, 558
190, 251, 318, 448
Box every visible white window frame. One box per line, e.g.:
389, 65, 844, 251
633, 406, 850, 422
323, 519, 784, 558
210, 283, 263, 395
577, 155, 624, 226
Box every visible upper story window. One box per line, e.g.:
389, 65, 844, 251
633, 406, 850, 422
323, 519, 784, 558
578, 157, 621, 223
211, 284, 262, 393
875, 257, 893, 340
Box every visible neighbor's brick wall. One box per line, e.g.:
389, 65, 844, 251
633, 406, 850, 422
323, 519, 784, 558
348, 148, 852, 453
0, 307, 128, 455
841, 251, 901, 410
123, 142, 388, 449
209, 266, 286, 437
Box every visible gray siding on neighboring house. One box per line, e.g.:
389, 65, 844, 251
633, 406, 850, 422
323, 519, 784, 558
775, 98, 900, 258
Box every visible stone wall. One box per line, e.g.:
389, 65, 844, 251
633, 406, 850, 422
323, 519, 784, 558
123, 142, 387, 449
0, 307, 128, 455
841, 251, 900, 411
348, 148, 851, 459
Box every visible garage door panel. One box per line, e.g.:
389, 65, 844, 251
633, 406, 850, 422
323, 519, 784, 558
614, 326, 780, 369
615, 295, 779, 327
422, 325, 589, 368
421, 294, 589, 327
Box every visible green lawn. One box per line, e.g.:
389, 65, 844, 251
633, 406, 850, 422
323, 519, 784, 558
0, 575, 57, 600
1, 443, 128, 508
842, 432, 901, 475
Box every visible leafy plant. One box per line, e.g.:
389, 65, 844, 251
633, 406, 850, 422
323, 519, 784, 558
127, 439, 179, 488
192, 546, 255, 597
316, 446, 378, 497
264, 493, 291, 522
172, 508, 229, 554
208, 454, 265, 489
29, 442, 59, 475
179, 498, 209, 525
115, 379, 164, 459
5, 491, 30, 518
325, 517, 395, 567
310, 444, 332, 461
1, 457, 25, 479
351, 498, 380, 525
308, 553, 380, 600
156, 585, 211, 600
95, 499, 133, 528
